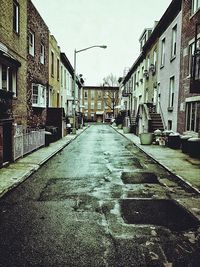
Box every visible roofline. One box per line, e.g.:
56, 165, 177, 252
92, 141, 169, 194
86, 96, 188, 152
60, 52, 74, 76
83, 86, 119, 90
123, 0, 182, 84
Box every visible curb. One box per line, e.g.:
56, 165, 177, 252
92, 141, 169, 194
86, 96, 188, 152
0, 126, 88, 199
111, 125, 200, 195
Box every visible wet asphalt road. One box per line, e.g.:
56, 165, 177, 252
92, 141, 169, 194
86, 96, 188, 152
0, 125, 200, 267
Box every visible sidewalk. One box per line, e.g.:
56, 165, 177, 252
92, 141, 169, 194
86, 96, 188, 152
112, 126, 200, 194
0, 127, 88, 198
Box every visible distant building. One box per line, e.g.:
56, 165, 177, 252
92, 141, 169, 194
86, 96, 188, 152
82, 86, 119, 123
178, 0, 200, 136
27, 0, 49, 127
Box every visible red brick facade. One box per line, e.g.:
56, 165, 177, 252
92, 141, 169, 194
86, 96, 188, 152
27, 0, 49, 127
178, 0, 200, 135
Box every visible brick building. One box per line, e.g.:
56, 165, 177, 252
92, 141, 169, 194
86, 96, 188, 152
82, 86, 119, 122
178, 0, 200, 136
0, 0, 28, 166
27, 0, 49, 127
49, 34, 61, 108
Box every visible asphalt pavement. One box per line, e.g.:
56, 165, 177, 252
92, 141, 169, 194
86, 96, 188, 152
0, 124, 200, 266
0, 124, 199, 199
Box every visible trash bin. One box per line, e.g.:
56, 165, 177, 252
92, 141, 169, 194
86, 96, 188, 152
187, 138, 200, 158
139, 133, 153, 145
45, 131, 52, 146
180, 135, 192, 153
167, 133, 181, 149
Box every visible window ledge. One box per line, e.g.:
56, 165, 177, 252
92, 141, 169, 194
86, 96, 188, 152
170, 56, 176, 62
168, 107, 174, 112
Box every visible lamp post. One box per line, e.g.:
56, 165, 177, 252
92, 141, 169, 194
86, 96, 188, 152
72, 45, 107, 134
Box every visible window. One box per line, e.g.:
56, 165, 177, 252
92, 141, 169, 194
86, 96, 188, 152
0, 64, 17, 97
186, 101, 200, 132
188, 38, 200, 75
61, 66, 63, 86
91, 102, 94, 109
32, 85, 39, 105
97, 102, 102, 110
192, 0, 200, 14
153, 49, 157, 66
168, 120, 172, 130
84, 90, 88, 98
169, 76, 175, 109
84, 101, 88, 109
51, 51, 54, 76
29, 31, 35, 56
91, 90, 95, 99
97, 90, 102, 98
171, 25, 177, 58
161, 38, 165, 66
13, 1, 19, 33
32, 84, 46, 107
57, 59, 60, 81
40, 44, 45, 64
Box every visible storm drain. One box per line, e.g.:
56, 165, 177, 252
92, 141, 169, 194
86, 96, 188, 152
120, 199, 199, 232
121, 172, 159, 184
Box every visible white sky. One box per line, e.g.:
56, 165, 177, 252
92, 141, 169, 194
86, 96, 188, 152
32, 0, 172, 86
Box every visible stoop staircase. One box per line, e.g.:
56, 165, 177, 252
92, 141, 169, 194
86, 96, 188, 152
149, 112, 164, 132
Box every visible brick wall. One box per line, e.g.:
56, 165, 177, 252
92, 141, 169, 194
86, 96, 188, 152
0, 0, 28, 125
27, 0, 49, 127
178, 0, 200, 134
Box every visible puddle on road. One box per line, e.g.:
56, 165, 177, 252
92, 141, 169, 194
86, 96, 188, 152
120, 199, 200, 232
121, 171, 159, 184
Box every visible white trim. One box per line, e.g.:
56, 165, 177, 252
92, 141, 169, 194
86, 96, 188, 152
185, 96, 200, 102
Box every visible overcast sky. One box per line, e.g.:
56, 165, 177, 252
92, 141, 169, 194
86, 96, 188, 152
32, 0, 172, 86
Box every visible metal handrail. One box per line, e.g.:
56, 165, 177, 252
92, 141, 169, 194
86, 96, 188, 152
158, 100, 167, 129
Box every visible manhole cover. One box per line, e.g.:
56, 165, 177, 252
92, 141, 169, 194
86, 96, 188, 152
121, 172, 159, 184
120, 199, 199, 231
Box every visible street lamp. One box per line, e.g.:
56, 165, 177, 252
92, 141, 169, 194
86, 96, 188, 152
72, 45, 107, 134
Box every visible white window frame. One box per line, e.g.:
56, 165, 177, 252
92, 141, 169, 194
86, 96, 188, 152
171, 25, 177, 58
29, 31, 35, 56
91, 102, 94, 110
84, 101, 88, 109
13, 1, 19, 34
32, 84, 46, 108
186, 101, 200, 132
192, 0, 200, 14
161, 38, 165, 67
97, 101, 102, 110
40, 44, 45, 64
169, 76, 175, 108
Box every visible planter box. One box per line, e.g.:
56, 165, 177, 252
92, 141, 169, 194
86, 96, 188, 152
139, 133, 153, 145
